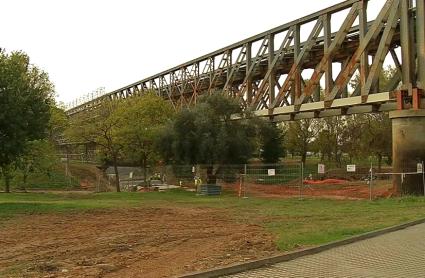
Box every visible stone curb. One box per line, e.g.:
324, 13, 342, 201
177, 217, 425, 278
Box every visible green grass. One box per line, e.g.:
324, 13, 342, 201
0, 167, 80, 191
1, 190, 425, 251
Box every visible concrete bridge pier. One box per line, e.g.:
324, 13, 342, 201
390, 109, 425, 195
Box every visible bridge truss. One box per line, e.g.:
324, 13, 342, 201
67, 0, 425, 121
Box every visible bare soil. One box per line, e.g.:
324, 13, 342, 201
0, 207, 277, 278
224, 180, 394, 200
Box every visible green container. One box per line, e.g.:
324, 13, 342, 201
199, 184, 222, 196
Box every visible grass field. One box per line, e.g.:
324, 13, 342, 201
1, 190, 425, 251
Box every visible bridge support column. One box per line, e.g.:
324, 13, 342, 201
390, 109, 425, 195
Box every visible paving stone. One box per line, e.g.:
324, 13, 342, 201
224, 223, 425, 278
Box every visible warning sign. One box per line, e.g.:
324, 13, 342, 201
318, 164, 325, 174
417, 163, 423, 174
268, 169, 276, 176
347, 165, 356, 172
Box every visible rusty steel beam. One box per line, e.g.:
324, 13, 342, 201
67, 0, 421, 118
400, 0, 415, 93
417, 0, 425, 89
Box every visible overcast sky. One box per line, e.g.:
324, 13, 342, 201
1, 0, 386, 106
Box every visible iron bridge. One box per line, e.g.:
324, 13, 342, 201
66, 0, 425, 121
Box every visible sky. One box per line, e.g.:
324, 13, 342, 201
1, 0, 386, 106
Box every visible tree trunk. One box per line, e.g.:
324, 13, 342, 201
335, 152, 342, 168
4, 175, 10, 193
22, 172, 28, 192
377, 153, 383, 172
301, 152, 307, 164
112, 155, 120, 192
2, 166, 11, 193
142, 156, 148, 186
206, 166, 216, 185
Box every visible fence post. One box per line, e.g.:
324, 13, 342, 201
422, 161, 425, 197
244, 164, 247, 198
238, 174, 242, 198
300, 161, 304, 199
369, 161, 373, 201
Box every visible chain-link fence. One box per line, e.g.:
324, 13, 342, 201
105, 160, 425, 199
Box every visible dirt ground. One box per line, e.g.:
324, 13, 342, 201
0, 207, 278, 278
223, 180, 394, 200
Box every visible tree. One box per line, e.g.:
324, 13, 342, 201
348, 67, 394, 169
15, 140, 57, 191
48, 105, 69, 145
67, 102, 123, 192
114, 92, 174, 182
257, 122, 285, 163
284, 119, 319, 164
340, 114, 365, 163
315, 117, 345, 166
158, 93, 257, 184
361, 113, 392, 170
0, 50, 54, 192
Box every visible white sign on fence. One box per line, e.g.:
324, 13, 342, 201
192, 166, 196, 173
318, 164, 325, 174
417, 163, 423, 174
268, 169, 276, 176
347, 165, 356, 172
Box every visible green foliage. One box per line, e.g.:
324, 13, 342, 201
257, 122, 285, 163
66, 101, 123, 191
314, 117, 346, 166
284, 119, 319, 163
48, 106, 69, 144
310, 67, 395, 166
14, 140, 58, 189
158, 93, 256, 166
0, 50, 54, 192
66, 92, 174, 190
114, 92, 174, 179
157, 93, 260, 183
359, 113, 392, 168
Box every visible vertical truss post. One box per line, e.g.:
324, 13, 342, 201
417, 0, 425, 89
294, 24, 302, 102
400, 0, 415, 94
290, 87, 295, 105
314, 86, 321, 102
268, 34, 275, 106
194, 62, 200, 104
324, 13, 333, 97
359, 0, 369, 97
371, 55, 379, 94
340, 60, 349, 98
246, 42, 253, 104
227, 50, 232, 80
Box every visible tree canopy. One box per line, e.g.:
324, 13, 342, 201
114, 92, 174, 181
0, 50, 54, 192
158, 93, 258, 183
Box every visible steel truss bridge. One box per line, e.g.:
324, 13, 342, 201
67, 0, 425, 121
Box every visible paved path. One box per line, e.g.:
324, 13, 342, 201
224, 223, 425, 278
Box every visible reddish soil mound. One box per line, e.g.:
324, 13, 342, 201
224, 180, 393, 200
304, 179, 346, 185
